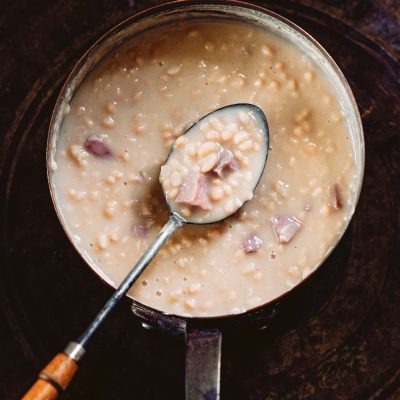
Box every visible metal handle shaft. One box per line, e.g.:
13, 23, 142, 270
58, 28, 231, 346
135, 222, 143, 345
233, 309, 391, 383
77, 212, 185, 348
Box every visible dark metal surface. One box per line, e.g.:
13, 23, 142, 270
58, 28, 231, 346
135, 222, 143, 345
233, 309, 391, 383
0, 1, 399, 399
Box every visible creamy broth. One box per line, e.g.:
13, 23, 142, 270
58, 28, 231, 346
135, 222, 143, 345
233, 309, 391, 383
53, 21, 357, 317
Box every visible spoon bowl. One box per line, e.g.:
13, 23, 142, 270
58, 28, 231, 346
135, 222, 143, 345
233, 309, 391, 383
162, 103, 269, 224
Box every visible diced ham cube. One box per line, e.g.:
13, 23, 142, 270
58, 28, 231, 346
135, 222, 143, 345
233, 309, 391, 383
84, 135, 112, 157
271, 214, 302, 244
213, 149, 239, 177
176, 173, 211, 210
332, 183, 343, 210
132, 223, 148, 238
242, 233, 263, 253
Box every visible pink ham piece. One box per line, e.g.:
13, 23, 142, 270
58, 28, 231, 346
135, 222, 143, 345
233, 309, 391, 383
213, 149, 239, 177
175, 173, 211, 210
242, 233, 263, 253
84, 135, 112, 157
332, 183, 343, 210
132, 223, 148, 238
271, 214, 302, 244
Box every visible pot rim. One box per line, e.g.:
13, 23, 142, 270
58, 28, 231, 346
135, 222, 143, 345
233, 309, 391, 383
47, 0, 365, 324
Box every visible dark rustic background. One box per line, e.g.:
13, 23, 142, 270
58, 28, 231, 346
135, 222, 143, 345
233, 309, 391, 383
0, 1, 399, 399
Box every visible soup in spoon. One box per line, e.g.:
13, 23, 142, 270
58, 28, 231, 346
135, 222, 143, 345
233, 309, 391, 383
161, 104, 268, 224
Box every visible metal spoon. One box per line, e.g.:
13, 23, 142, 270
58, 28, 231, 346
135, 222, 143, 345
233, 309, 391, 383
22, 103, 269, 400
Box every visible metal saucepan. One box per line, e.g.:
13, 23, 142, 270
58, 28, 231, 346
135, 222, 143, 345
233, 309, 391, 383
42, 1, 364, 399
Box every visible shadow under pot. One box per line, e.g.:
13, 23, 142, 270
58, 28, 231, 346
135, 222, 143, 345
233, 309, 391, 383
46, 1, 364, 399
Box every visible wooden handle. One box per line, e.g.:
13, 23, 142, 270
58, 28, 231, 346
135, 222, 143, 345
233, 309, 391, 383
22, 353, 78, 400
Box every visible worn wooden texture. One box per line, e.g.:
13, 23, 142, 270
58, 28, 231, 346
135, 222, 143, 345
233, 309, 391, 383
22, 353, 77, 400
21, 379, 58, 400
0, 1, 399, 399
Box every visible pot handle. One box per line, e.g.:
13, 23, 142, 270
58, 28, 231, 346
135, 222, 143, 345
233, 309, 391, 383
185, 328, 222, 400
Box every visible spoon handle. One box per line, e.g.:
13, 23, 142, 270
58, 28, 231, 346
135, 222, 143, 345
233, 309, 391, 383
76, 212, 185, 348
22, 213, 185, 399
